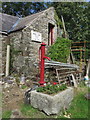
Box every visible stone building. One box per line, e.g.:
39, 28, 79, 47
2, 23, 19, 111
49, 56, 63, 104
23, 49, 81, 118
0, 7, 63, 78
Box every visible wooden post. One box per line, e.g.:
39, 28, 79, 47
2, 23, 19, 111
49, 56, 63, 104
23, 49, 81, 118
84, 41, 86, 63
56, 69, 60, 84
86, 59, 90, 76
61, 15, 67, 38
80, 48, 82, 72
71, 74, 77, 88
6, 45, 10, 77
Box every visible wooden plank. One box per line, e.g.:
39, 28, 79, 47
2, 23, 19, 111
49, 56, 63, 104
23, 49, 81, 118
58, 71, 76, 75
71, 46, 83, 48
56, 68, 76, 70
59, 75, 68, 79
86, 59, 90, 76
71, 49, 85, 51
45, 61, 79, 69
72, 41, 90, 44
56, 69, 60, 84
61, 15, 67, 38
70, 74, 77, 88
59, 78, 68, 82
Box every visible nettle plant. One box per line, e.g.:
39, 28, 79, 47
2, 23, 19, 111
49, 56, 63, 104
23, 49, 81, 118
48, 37, 71, 63
37, 84, 67, 95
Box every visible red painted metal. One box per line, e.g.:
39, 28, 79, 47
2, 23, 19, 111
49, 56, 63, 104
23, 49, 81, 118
51, 26, 54, 45
52, 82, 57, 85
39, 42, 50, 86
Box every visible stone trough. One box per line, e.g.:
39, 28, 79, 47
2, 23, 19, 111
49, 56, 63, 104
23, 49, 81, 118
25, 87, 74, 115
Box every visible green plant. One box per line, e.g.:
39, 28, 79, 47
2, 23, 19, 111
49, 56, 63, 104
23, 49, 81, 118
48, 37, 71, 63
21, 85, 27, 89
2, 110, 11, 119
37, 84, 67, 95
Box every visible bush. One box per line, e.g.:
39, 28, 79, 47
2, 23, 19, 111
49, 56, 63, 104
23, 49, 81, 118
48, 37, 71, 63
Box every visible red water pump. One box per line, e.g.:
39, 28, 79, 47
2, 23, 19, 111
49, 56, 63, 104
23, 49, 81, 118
39, 42, 50, 86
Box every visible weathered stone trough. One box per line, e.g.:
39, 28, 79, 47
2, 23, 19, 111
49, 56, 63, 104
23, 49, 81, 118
28, 87, 74, 115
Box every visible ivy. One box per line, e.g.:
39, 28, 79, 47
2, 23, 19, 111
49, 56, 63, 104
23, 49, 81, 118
48, 37, 71, 63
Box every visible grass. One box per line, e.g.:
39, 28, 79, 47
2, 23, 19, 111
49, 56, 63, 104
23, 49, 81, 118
2, 110, 11, 119
20, 104, 51, 118
58, 83, 89, 118
62, 92, 88, 118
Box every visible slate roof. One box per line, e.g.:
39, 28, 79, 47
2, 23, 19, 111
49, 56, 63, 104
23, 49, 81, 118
0, 7, 53, 34
11, 11, 44, 32
0, 13, 19, 33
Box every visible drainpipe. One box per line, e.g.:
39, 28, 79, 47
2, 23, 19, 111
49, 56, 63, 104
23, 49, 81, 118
6, 45, 10, 77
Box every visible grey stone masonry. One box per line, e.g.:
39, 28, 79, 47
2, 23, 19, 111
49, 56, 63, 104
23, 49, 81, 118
1, 7, 63, 77
8, 7, 58, 76
0, 34, 8, 76
30, 87, 74, 115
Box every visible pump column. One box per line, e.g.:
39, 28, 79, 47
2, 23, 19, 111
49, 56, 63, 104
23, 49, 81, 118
39, 43, 46, 86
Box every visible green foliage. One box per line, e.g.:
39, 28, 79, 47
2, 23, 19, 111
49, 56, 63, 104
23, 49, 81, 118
37, 84, 67, 95
48, 2, 90, 59
2, 2, 47, 17
2, 110, 11, 119
21, 85, 27, 89
49, 2, 89, 42
48, 37, 71, 63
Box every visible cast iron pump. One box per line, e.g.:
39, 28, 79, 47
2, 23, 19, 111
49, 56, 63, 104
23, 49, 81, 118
39, 42, 50, 86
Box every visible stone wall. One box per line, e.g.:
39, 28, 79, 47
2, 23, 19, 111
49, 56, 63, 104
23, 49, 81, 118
1, 8, 63, 79
0, 34, 9, 76
0, 34, 2, 76
9, 8, 59, 78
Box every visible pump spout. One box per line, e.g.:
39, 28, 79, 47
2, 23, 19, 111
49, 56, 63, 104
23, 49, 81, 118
44, 56, 51, 61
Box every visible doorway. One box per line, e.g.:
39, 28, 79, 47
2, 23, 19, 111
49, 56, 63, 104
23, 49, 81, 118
48, 23, 54, 46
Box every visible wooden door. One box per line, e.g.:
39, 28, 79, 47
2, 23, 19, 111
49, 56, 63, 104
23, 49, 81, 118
48, 23, 54, 46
